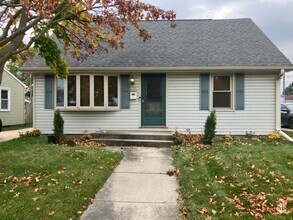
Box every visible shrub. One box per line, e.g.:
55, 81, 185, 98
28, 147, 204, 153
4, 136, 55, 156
204, 110, 216, 144
223, 134, 233, 143
173, 130, 182, 145
53, 109, 64, 144
267, 132, 280, 140
19, 129, 43, 137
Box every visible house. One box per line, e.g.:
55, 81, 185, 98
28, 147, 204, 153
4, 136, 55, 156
21, 19, 293, 135
0, 68, 27, 126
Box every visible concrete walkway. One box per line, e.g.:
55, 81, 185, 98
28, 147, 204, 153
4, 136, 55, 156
0, 128, 33, 142
81, 147, 179, 220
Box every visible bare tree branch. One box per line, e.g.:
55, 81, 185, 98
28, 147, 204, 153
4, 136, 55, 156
0, 9, 22, 42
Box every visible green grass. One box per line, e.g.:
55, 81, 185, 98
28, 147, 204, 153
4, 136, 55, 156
174, 138, 293, 219
0, 136, 122, 220
2, 124, 32, 131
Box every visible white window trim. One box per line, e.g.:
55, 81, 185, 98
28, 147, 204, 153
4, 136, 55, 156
0, 87, 11, 111
55, 74, 120, 111
210, 74, 234, 111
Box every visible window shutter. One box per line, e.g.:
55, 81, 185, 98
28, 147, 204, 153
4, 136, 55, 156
235, 73, 245, 110
45, 75, 54, 109
121, 75, 130, 109
200, 73, 210, 110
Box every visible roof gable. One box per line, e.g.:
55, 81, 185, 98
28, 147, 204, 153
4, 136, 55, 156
23, 18, 292, 69
3, 68, 27, 88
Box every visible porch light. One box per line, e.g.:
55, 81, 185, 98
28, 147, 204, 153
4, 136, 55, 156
130, 75, 135, 86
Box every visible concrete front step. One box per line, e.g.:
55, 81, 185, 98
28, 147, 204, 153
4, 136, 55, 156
92, 133, 173, 141
92, 130, 174, 147
93, 138, 173, 148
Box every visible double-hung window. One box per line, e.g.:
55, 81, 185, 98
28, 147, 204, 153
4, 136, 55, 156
200, 73, 244, 111
56, 75, 119, 109
0, 87, 10, 111
212, 75, 232, 109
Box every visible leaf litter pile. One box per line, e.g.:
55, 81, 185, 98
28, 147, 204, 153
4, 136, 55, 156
173, 136, 293, 219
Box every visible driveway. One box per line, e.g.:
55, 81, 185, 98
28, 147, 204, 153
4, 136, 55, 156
0, 128, 33, 142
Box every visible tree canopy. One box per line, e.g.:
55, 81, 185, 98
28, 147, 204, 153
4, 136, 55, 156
0, 0, 175, 83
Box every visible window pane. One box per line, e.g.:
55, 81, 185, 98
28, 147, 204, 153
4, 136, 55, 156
214, 76, 230, 91
67, 76, 76, 106
1, 100, 8, 109
94, 76, 104, 106
146, 78, 162, 116
213, 92, 231, 107
80, 76, 90, 106
108, 76, 118, 107
1, 90, 8, 99
56, 78, 64, 107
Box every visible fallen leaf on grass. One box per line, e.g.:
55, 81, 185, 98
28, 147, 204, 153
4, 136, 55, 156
167, 169, 179, 176
32, 197, 39, 201
199, 207, 209, 216
72, 179, 83, 185
49, 211, 55, 216
14, 192, 21, 198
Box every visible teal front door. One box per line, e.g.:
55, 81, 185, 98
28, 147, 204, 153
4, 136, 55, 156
141, 74, 166, 126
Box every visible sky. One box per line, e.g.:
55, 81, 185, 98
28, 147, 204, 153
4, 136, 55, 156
145, 0, 293, 85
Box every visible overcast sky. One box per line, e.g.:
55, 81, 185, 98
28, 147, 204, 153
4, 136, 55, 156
146, 0, 293, 65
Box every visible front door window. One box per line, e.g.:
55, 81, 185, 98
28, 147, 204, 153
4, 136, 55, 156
145, 78, 162, 116
141, 74, 166, 126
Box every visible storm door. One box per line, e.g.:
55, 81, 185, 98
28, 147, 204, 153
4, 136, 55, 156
141, 74, 166, 126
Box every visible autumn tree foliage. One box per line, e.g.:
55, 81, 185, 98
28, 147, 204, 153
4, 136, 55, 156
0, 0, 176, 83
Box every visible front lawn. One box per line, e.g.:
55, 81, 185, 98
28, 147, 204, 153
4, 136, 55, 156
174, 137, 293, 219
0, 136, 122, 219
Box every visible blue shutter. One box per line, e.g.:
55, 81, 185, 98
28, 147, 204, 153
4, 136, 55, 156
235, 73, 245, 110
121, 75, 130, 109
200, 74, 210, 110
45, 75, 54, 109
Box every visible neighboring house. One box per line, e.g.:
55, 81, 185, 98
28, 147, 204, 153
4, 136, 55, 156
0, 68, 27, 126
21, 19, 293, 135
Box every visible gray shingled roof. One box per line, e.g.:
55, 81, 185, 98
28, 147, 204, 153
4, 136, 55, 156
24, 18, 292, 68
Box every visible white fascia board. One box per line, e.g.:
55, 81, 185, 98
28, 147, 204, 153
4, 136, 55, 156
20, 66, 293, 73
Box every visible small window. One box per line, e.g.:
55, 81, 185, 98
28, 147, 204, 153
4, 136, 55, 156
108, 76, 118, 107
67, 76, 77, 107
80, 75, 90, 107
213, 75, 231, 108
94, 76, 104, 106
56, 78, 64, 107
0, 88, 10, 111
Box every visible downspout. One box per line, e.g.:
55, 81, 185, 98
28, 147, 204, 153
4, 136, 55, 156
275, 69, 293, 142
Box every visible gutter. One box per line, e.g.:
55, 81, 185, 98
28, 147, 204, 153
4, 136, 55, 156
20, 65, 293, 73
275, 69, 293, 142
276, 129, 293, 142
